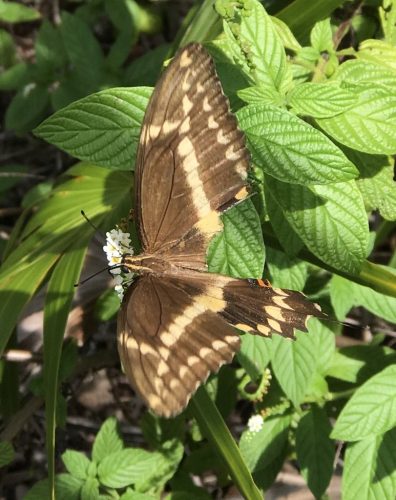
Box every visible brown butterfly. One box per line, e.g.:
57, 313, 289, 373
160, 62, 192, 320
117, 43, 323, 418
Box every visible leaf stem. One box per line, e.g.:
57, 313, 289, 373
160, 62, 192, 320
191, 387, 263, 500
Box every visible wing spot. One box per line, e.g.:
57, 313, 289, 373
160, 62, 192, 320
180, 51, 193, 67
162, 119, 181, 134
268, 318, 282, 333
157, 360, 169, 376
208, 115, 219, 129
235, 323, 251, 332
257, 324, 271, 336
183, 94, 193, 114
149, 124, 161, 140
196, 287, 226, 313
196, 81, 204, 93
217, 129, 229, 145
235, 161, 248, 180
264, 306, 286, 322
187, 355, 201, 367
180, 117, 190, 133
194, 210, 222, 236
199, 347, 213, 358
273, 296, 293, 310
274, 288, 289, 297
203, 96, 212, 111
235, 186, 249, 200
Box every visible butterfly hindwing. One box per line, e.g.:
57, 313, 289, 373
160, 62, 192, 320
134, 43, 250, 259
117, 275, 240, 417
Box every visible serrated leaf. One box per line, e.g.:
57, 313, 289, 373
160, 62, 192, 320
288, 82, 356, 118
316, 87, 396, 155
5, 84, 49, 133
332, 365, 396, 441
358, 39, 396, 72
0, 1, 40, 23
98, 449, 159, 488
271, 330, 317, 406
296, 406, 335, 498
121, 489, 157, 500
270, 16, 301, 52
80, 477, 100, 500
266, 247, 307, 290
265, 199, 304, 256
238, 335, 272, 380
239, 414, 291, 474
62, 451, 91, 480
335, 59, 396, 91
308, 318, 335, 375
265, 177, 369, 274
330, 272, 396, 323
350, 151, 396, 221
219, 0, 289, 91
34, 87, 151, 170
237, 104, 357, 185
343, 428, 396, 500
237, 85, 283, 106
0, 441, 15, 467
310, 18, 334, 52
92, 417, 124, 464
207, 199, 265, 279
329, 274, 355, 320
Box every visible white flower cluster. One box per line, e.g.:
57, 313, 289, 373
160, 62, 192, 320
247, 414, 264, 433
103, 228, 133, 301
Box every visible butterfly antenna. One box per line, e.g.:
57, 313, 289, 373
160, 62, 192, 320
74, 265, 122, 287
81, 210, 102, 233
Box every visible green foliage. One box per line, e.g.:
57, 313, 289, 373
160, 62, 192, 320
2, 0, 396, 498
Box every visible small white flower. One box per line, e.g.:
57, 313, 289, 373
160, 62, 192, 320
103, 226, 134, 301
247, 414, 264, 433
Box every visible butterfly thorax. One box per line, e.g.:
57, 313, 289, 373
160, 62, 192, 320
122, 253, 179, 276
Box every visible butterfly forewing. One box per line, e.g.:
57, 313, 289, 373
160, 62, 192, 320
134, 43, 250, 261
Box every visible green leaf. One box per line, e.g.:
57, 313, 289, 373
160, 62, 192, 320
34, 87, 152, 170
325, 345, 395, 384
357, 39, 396, 72
59, 12, 104, 92
80, 477, 100, 500
35, 20, 67, 74
98, 449, 159, 488
335, 59, 396, 92
5, 84, 49, 133
332, 365, 396, 441
351, 152, 396, 221
25, 474, 82, 500
45, 248, 87, 496
308, 318, 336, 376
0, 164, 131, 355
237, 104, 357, 184
207, 199, 265, 279
266, 248, 308, 290
92, 417, 124, 464
296, 406, 335, 498
310, 18, 333, 52
265, 177, 369, 274
0, 1, 40, 23
0, 62, 31, 90
343, 428, 396, 500
124, 44, 169, 87
288, 82, 356, 118
239, 413, 291, 477
237, 85, 283, 106
121, 489, 157, 500
330, 272, 396, 323
0, 29, 16, 68
271, 330, 317, 407
329, 274, 355, 320
217, 0, 289, 91
0, 441, 15, 467
316, 87, 396, 155
270, 16, 301, 52
94, 289, 120, 321
191, 387, 262, 499
62, 451, 91, 480
238, 335, 272, 380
